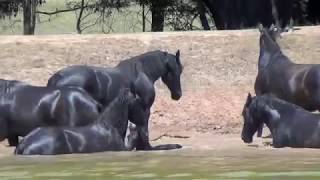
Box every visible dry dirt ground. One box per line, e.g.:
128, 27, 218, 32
1, 26, 320, 155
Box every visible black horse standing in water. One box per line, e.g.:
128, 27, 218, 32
254, 25, 320, 137
242, 93, 320, 148
47, 50, 183, 150
0, 79, 101, 146
15, 88, 139, 155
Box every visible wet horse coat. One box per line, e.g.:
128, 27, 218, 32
14, 89, 139, 155
242, 94, 320, 148
0, 79, 101, 146
47, 50, 183, 150
254, 26, 320, 136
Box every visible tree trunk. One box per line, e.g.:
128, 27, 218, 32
23, 0, 36, 35
197, 0, 210, 30
201, 0, 225, 30
142, 3, 146, 32
151, 1, 165, 32
271, 0, 281, 29
76, 0, 85, 34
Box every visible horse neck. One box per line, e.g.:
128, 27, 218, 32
258, 50, 292, 70
117, 52, 167, 83
260, 97, 296, 131
0, 80, 13, 104
97, 97, 129, 135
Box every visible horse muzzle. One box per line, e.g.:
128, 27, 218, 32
171, 92, 182, 100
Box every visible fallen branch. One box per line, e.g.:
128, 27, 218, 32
151, 133, 190, 141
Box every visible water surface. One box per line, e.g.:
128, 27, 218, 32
1, 148, 320, 180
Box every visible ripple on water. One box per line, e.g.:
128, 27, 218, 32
218, 171, 320, 178
0, 171, 30, 178
129, 173, 158, 178
114, 172, 158, 178
33, 172, 75, 177
166, 173, 193, 178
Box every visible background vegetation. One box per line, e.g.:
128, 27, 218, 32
0, 0, 319, 35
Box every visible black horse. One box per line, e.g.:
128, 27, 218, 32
0, 79, 101, 146
254, 25, 320, 137
47, 50, 183, 150
14, 88, 140, 155
242, 93, 320, 148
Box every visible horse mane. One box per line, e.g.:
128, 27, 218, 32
0, 79, 25, 96
117, 50, 166, 65
254, 94, 307, 113
260, 28, 282, 54
259, 27, 293, 68
96, 88, 132, 127
116, 50, 171, 82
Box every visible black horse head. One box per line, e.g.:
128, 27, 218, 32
241, 93, 282, 143
258, 24, 282, 69
241, 93, 264, 143
161, 50, 183, 100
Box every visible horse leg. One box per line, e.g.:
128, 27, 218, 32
125, 122, 139, 151
135, 109, 152, 151
132, 108, 182, 151
8, 135, 19, 146
272, 134, 286, 148
257, 123, 263, 137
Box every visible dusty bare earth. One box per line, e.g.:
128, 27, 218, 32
1, 26, 320, 155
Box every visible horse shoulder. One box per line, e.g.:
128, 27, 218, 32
304, 66, 320, 87
254, 72, 269, 95
133, 73, 155, 108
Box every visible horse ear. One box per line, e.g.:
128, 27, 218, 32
258, 23, 264, 34
176, 50, 181, 65
269, 24, 275, 31
246, 93, 252, 107
176, 50, 180, 58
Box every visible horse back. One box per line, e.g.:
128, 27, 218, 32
275, 109, 320, 148
47, 65, 98, 93
63, 125, 126, 153
8, 85, 100, 134
54, 87, 101, 126
255, 64, 313, 103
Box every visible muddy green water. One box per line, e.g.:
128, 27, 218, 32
1, 148, 320, 180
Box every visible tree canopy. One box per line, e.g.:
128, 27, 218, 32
0, 0, 319, 35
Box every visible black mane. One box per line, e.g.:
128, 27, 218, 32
0, 79, 26, 99
96, 88, 131, 129
252, 94, 307, 114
